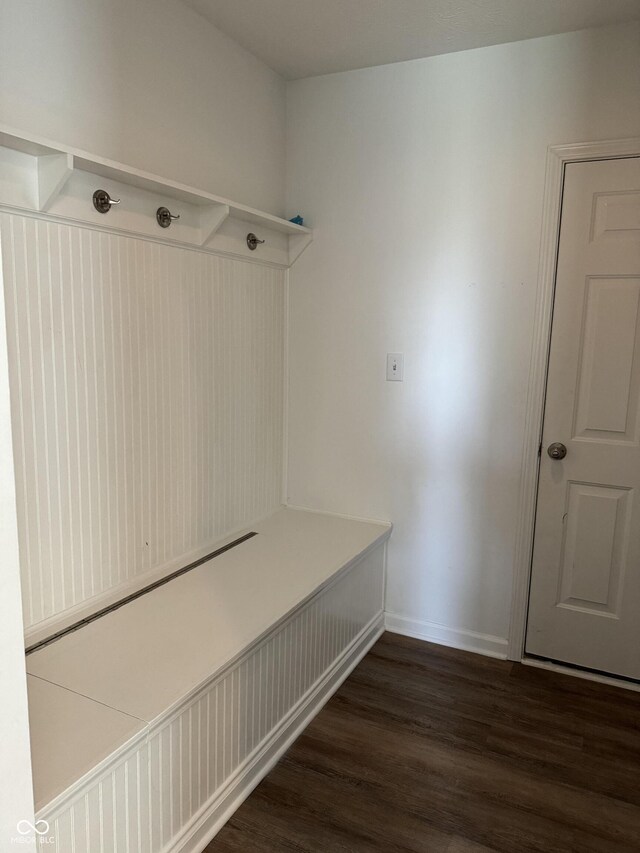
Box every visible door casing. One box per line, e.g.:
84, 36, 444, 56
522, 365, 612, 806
508, 137, 640, 664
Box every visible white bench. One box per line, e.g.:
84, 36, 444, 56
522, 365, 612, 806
26, 507, 391, 852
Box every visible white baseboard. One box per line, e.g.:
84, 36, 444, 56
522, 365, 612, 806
172, 614, 385, 853
385, 612, 508, 660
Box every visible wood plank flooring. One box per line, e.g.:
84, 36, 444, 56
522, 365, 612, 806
207, 632, 640, 853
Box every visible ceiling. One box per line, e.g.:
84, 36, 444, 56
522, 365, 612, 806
183, 0, 640, 80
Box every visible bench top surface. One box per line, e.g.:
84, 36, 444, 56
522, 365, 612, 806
27, 508, 390, 811
28, 675, 145, 812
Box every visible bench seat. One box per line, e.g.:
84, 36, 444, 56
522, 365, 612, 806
26, 507, 391, 849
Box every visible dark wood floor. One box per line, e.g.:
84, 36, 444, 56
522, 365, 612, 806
207, 632, 640, 853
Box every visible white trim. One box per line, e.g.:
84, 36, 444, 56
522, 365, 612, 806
522, 657, 640, 694
173, 615, 384, 853
385, 612, 508, 660
508, 137, 640, 661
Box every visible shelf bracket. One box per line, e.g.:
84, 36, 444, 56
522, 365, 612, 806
288, 231, 313, 266
199, 204, 230, 246
37, 153, 73, 211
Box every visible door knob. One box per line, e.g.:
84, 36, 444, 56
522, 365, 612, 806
547, 442, 567, 460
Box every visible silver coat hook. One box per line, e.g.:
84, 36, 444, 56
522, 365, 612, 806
247, 232, 265, 251
93, 189, 121, 214
156, 206, 181, 228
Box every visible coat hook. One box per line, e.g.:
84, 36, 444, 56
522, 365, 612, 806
156, 206, 181, 228
247, 233, 265, 251
93, 189, 121, 214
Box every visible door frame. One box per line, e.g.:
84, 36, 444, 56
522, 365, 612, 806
508, 137, 640, 662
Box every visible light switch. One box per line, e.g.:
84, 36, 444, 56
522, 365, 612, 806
386, 353, 404, 381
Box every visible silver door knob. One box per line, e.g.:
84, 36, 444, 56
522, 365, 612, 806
547, 442, 567, 460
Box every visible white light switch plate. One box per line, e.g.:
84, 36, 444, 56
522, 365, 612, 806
386, 353, 404, 381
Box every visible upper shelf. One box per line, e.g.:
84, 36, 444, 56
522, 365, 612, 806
0, 125, 312, 268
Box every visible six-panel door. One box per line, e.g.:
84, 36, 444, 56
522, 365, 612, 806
526, 157, 640, 679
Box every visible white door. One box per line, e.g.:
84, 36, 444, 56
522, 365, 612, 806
526, 156, 640, 680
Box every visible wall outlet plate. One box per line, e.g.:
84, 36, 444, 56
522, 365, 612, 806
386, 353, 404, 381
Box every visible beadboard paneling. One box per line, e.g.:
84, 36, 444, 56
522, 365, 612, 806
40, 544, 386, 852
0, 213, 285, 629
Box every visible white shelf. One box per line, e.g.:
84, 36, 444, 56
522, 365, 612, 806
0, 125, 312, 268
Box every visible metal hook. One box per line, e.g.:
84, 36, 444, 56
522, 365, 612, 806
247, 233, 265, 251
93, 189, 121, 214
156, 207, 181, 229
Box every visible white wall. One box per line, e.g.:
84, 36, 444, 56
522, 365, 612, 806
0, 240, 34, 847
0, 0, 286, 214
285, 24, 640, 651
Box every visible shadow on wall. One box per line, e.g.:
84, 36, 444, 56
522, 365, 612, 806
286, 23, 640, 645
